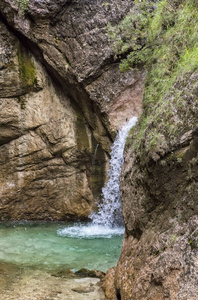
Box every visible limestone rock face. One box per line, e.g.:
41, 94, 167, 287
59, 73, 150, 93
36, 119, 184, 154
0, 0, 143, 138
103, 71, 198, 299
0, 20, 105, 220
0, 0, 143, 219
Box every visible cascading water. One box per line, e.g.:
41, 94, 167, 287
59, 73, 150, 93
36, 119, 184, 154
58, 116, 137, 238
91, 116, 138, 227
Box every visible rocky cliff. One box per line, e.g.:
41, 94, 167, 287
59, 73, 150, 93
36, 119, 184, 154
0, 0, 142, 220
3, 0, 198, 299
103, 1, 198, 299
105, 71, 198, 300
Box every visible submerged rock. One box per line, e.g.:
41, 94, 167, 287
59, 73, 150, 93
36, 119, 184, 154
51, 269, 76, 279
51, 267, 105, 280
75, 268, 105, 279
0, 267, 105, 300
0, 261, 22, 291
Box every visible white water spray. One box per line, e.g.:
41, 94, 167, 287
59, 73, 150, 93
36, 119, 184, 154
91, 116, 138, 227
58, 116, 137, 238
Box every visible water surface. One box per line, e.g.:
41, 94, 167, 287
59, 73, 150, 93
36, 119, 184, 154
0, 221, 123, 272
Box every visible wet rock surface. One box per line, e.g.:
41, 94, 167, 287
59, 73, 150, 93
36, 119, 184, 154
75, 268, 105, 279
0, 264, 105, 300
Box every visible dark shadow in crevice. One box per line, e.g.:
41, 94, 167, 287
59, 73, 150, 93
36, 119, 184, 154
116, 289, 121, 300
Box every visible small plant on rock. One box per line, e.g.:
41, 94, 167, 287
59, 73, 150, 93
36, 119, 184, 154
18, 0, 29, 14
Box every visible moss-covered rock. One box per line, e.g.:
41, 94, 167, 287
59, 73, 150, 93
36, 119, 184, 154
17, 44, 37, 89
107, 71, 198, 299
103, 1, 198, 299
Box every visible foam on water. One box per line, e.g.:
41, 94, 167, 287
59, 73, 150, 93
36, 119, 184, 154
57, 224, 124, 239
58, 117, 137, 240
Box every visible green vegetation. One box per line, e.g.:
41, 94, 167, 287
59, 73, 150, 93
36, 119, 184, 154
108, 0, 198, 157
17, 45, 37, 88
18, 0, 29, 14
17, 96, 26, 110
107, 0, 154, 70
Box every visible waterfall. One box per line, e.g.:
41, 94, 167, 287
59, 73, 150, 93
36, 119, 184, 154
58, 116, 137, 238
91, 116, 138, 227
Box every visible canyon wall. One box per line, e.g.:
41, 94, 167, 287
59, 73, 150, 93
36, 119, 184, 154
107, 71, 198, 300
0, 0, 143, 220
1, 0, 198, 299
103, 0, 198, 297
0, 19, 104, 220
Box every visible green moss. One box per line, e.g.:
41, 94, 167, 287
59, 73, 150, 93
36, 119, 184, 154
175, 149, 186, 159
17, 96, 26, 110
18, 0, 29, 14
165, 150, 184, 164
17, 45, 37, 88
